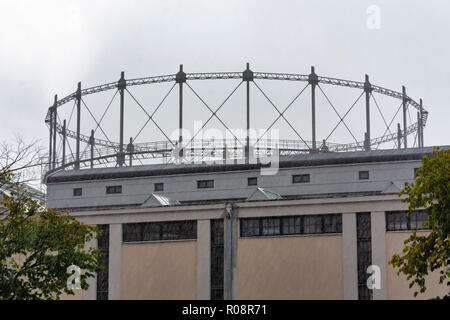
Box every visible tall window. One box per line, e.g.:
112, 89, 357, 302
356, 213, 372, 300
96, 224, 109, 300
210, 219, 224, 300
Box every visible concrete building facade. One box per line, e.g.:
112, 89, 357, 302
45, 146, 449, 300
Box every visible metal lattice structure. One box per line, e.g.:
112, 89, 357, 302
44, 64, 428, 177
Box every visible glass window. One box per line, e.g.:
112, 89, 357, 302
73, 188, 82, 196
282, 216, 302, 235
262, 218, 280, 236
240, 218, 260, 237
154, 183, 164, 192
410, 210, 430, 230
386, 211, 430, 231
247, 177, 257, 186
197, 180, 214, 189
106, 185, 122, 194
292, 174, 310, 183
303, 215, 323, 234
359, 171, 369, 180
123, 221, 197, 242
240, 214, 342, 237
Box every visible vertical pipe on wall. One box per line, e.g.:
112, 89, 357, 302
224, 202, 234, 300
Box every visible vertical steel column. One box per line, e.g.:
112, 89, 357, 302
397, 123, 402, 150
75, 82, 81, 170
243, 63, 253, 163
402, 86, 408, 149
89, 129, 94, 169
62, 119, 66, 166
48, 107, 53, 171
222, 139, 227, 164
127, 137, 134, 167
419, 99, 424, 147
118, 72, 126, 167
176, 65, 186, 158
52, 95, 57, 169
416, 112, 421, 148
308, 66, 319, 152
364, 75, 372, 151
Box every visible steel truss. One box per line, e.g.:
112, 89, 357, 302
44, 65, 429, 176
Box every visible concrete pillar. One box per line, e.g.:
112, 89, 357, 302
197, 219, 211, 300
371, 211, 387, 300
108, 223, 122, 300
342, 212, 358, 300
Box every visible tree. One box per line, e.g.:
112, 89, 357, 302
389, 147, 450, 299
0, 137, 103, 300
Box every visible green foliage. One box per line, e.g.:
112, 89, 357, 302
0, 170, 103, 300
389, 147, 450, 298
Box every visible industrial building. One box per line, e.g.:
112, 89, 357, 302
42, 66, 447, 300
45, 146, 449, 300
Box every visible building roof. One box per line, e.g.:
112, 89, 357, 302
46, 146, 448, 184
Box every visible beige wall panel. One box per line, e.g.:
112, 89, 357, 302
60, 289, 84, 300
386, 232, 448, 300
236, 235, 344, 299
121, 241, 197, 299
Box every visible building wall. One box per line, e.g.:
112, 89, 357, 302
45, 193, 448, 300
120, 240, 197, 299
236, 235, 344, 299
46, 160, 420, 209
386, 231, 448, 300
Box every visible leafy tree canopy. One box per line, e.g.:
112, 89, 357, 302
389, 147, 450, 299
0, 169, 103, 300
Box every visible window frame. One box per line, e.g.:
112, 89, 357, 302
247, 177, 258, 186
292, 174, 310, 184
106, 185, 122, 194
385, 210, 430, 231
154, 183, 164, 192
240, 214, 342, 238
358, 171, 369, 180
197, 180, 214, 189
123, 220, 197, 243
73, 188, 82, 197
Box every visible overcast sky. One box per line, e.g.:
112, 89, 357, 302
1, 0, 449, 153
